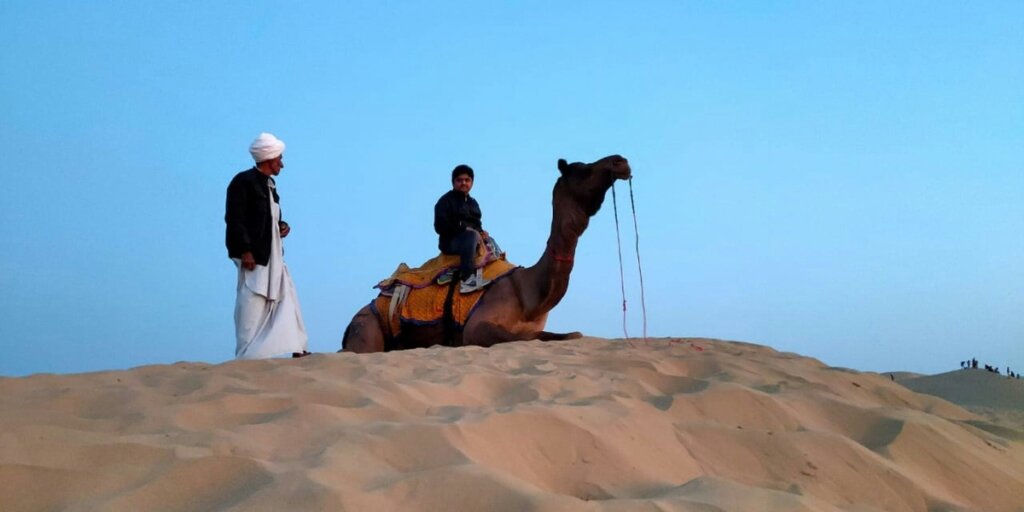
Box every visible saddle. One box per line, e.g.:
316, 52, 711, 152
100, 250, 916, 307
371, 238, 518, 339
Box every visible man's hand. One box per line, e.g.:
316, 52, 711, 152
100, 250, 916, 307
241, 252, 256, 271
279, 221, 291, 238
480, 230, 489, 239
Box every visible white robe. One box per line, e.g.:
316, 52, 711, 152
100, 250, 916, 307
233, 180, 307, 359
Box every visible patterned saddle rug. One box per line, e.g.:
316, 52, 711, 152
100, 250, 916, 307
371, 238, 518, 338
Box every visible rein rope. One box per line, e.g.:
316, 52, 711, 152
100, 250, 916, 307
611, 184, 630, 340
611, 177, 648, 341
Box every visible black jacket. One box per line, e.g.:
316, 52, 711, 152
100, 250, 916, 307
225, 167, 281, 265
434, 189, 482, 251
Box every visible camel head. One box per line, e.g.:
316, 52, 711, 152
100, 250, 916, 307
555, 155, 631, 216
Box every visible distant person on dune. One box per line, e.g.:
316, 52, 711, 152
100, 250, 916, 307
225, 132, 309, 359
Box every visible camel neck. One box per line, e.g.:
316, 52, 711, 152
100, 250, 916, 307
519, 185, 590, 320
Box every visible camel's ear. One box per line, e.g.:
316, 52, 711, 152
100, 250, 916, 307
557, 159, 568, 174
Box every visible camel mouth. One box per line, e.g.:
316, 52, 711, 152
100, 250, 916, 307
612, 165, 631, 180
609, 157, 631, 180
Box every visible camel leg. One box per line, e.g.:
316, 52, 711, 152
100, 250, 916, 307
339, 305, 386, 353
535, 330, 583, 341
465, 322, 581, 347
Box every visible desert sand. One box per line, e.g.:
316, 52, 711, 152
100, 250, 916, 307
1, 337, 1022, 512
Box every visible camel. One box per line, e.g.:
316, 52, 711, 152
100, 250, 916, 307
341, 154, 631, 352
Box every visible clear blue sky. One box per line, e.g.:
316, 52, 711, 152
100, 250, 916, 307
1, 1, 1021, 377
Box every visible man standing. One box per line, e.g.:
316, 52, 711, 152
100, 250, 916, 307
434, 164, 489, 293
225, 132, 309, 359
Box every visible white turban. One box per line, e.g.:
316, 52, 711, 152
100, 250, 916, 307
249, 132, 286, 163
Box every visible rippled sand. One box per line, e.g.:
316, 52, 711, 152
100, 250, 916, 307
2, 337, 1022, 511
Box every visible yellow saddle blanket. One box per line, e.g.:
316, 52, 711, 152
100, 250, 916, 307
372, 244, 518, 337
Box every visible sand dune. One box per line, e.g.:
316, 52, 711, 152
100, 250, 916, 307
899, 369, 1024, 411
1, 338, 1022, 511
897, 369, 1024, 437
